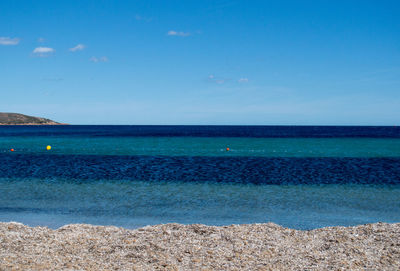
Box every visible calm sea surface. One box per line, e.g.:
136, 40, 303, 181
0, 125, 399, 229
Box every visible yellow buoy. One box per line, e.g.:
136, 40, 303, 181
46, 145, 51, 150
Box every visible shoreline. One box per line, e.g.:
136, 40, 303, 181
1, 222, 399, 270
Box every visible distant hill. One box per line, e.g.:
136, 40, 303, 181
0, 113, 66, 125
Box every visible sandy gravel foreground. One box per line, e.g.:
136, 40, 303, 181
0, 222, 399, 270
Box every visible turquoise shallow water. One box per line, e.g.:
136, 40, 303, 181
1, 178, 399, 229
2, 136, 400, 157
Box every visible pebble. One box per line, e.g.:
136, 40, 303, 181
0, 222, 399, 270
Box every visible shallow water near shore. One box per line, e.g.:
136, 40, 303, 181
0, 126, 399, 229
0, 178, 399, 230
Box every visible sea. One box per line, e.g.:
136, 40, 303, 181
0, 125, 399, 230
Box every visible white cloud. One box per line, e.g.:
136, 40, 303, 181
135, 14, 152, 22
33, 47, 54, 53
208, 74, 226, 84
69, 44, 86, 52
32, 47, 55, 57
37, 37, 45, 43
238, 78, 249, 83
90, 56, 108, 63
41, 77, 63, 82
167, 30, 191, 37
0, 37, 20, 45
89, 57, 99, 62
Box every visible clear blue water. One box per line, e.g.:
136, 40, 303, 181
2, 136, 400, 157
0, 126, 399, 229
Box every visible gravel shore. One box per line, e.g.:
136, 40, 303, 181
0, 222, 399, 270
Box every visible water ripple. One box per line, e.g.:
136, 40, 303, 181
0, 154, 399, 185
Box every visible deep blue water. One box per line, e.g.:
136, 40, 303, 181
0, 125, 399, 229
1, 125, 400, 138
1, 154, 400, 185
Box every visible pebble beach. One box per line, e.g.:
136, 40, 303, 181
1, 222, 399, 270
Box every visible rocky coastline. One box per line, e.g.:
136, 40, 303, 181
0, 113, 66, 125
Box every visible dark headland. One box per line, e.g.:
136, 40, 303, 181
0, 112, 67, 125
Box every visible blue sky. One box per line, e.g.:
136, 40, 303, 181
1, 0, 399, 125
